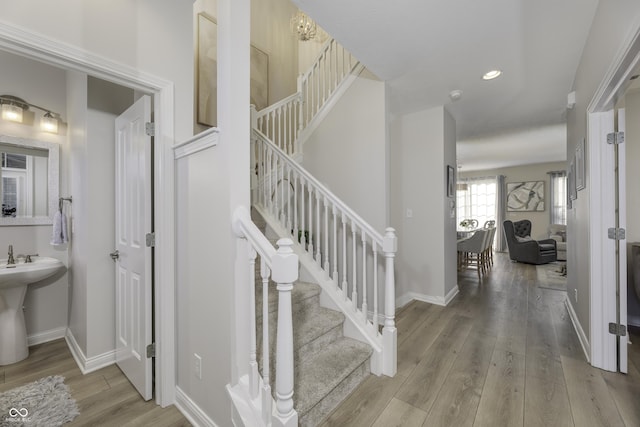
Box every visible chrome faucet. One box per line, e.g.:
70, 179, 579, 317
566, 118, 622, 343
7, 244, 15, 265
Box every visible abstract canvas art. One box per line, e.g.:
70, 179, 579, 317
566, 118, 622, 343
507, 181, 545, 212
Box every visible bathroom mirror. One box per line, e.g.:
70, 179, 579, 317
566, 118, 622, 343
0, 135, 59, 225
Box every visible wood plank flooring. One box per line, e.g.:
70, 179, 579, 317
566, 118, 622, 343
322, 253, 640, 427
0, 339, 190, 426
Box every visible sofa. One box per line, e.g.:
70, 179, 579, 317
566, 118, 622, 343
503, 219, 557, 265
549, 224, 567, 261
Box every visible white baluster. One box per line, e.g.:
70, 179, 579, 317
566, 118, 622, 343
315, 192, 321, 267
300, 178, 306, 248
307, 186, 314, 256
323, 199, 329, 277
334, 40, 339, 88
382, 227, 397, 376
286, 167, 292, 231
373, 240, 379, 334
351, 221, 357, 311
362, 231, 367, 319
277, 107, 282, 151
260, 259, 272, 422
272, 239, 299, 427
293, 174, 299, 242
284, 103, 290, 154
248, 247, 259, 399
332, 205, 338, 289
342, 214, 348, 297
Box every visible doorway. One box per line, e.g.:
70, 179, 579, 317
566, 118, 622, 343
0, 24, 176, 406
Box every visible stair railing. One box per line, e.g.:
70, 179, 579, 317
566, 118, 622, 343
253, 38, 360, 158
232, 206, 299, 427
252, 130, 397, 376
298, 38, 359, 130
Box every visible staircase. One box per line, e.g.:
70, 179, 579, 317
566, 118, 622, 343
229, 38, 397, 427
253, 209, 372, 426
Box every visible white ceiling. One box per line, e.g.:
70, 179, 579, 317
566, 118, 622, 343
293, 0, 599, 171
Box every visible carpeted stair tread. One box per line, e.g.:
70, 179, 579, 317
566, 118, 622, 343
294, 337, 372, 418
256, 281, 320, 317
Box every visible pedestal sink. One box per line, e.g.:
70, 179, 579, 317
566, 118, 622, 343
0, 257, 64, 365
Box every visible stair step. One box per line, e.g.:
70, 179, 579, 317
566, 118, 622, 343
256, 281, 320, 318
295, 338, 372, 427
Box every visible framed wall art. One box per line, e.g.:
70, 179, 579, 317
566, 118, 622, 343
447, 165, 455, 197
506, 181, 545, 211
197, 13, 217, 127
250, 45, 269, 111
576, 137, 586, 191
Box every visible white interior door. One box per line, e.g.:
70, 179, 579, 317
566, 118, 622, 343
617, 108, 628, 373
115, 95, 153, 399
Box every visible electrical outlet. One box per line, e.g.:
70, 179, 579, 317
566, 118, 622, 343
194, 353, 202, 380
574, 288, 578, 303
406, 208, 413, 218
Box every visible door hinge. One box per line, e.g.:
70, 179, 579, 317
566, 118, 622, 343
145, 232, 155, 247
146, 342, 156, 358
608, 227, 626, 240
606, 131, 625, 144
609, 323, 627, 336
145, 122, 155, 137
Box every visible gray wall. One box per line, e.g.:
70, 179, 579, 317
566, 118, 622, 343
390, 106, 457, 306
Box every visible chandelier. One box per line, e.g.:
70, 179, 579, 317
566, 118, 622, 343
290, 11, 317, 41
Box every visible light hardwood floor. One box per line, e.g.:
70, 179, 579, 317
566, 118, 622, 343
321, 253, 640, 427
2, 253, 639, 426
0, 339, 190, 426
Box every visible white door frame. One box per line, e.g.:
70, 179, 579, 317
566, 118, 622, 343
587, 22, 640, 371
0, 22, 176, 406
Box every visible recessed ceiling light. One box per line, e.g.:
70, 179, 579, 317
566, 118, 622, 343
482, 70, 502, 80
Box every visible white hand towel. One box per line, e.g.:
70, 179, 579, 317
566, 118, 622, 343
51, 211, 69, 245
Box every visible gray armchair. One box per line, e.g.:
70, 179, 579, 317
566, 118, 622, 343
503, 219, 557, 265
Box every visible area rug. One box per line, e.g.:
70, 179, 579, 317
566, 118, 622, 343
0, 375, 79, 426
536, 262, 567, 291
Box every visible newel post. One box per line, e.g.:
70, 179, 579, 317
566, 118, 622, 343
271, 238, 299, 427
382, 227, 397, 376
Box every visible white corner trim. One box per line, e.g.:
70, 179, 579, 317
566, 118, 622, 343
64, 329, 115, 374
175, 386, 219, 427
565, 298, 591, 363
27, 326, 67, 346
174, 128, 220, 159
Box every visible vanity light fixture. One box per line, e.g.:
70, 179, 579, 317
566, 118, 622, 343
0, 95, 28, 123
0, 94, 61, 133
482, 69, 502, 80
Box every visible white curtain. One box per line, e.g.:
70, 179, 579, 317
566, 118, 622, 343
548, 170, 567, 225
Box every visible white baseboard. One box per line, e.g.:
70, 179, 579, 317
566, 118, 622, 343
175, 386, 219, 427
27, 326, 67, 346
565, 298, 591, 363
396, 288, 459, 309
64, 329, 116, 374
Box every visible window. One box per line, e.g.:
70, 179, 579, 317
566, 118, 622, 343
549, 171, 567, 225
456, 177, 497, 228
1, 152, 29, 217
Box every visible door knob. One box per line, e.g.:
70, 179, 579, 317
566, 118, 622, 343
110, 250, 119, 261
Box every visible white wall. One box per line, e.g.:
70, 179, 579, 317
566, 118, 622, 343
567, 0, 640, 340
175, 141, 234, 424
0, 50, 69, 342
624, 89, 640, 326
301, 70, 387, 231
390, 106, 457, 306
460, 162, 566, 241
